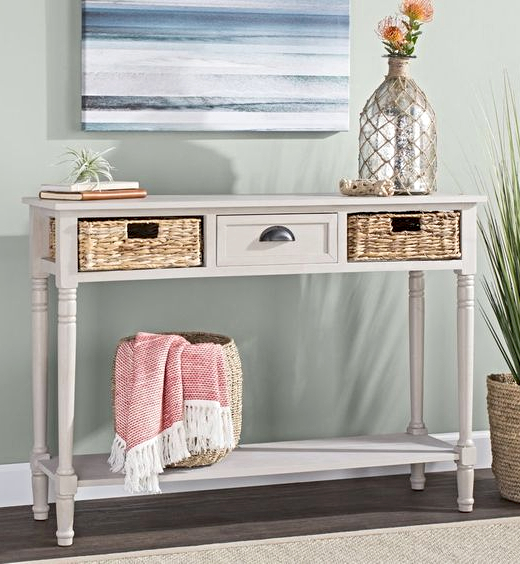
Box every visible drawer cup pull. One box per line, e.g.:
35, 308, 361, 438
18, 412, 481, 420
259, 225, 296, 242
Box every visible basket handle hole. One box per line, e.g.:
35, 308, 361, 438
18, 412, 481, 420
127, 222, 159, 239
391, 217, 421, 232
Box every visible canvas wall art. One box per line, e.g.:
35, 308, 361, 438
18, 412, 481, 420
82, 0, 350, 131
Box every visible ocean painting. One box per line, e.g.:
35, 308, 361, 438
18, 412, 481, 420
82, 0, 350, 131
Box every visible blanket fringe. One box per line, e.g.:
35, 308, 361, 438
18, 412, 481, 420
221, 407, 235, 449
108, 434, 126, 473
124, 435, 164, 494
109, 410, 234, 493
160, 421, 191, 467
184, 401, 234, 453
108, 422, 192, 494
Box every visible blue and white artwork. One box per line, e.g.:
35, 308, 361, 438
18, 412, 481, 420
82, 0, 350, 131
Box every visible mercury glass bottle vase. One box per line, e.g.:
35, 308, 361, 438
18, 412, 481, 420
358, 56, 437, 195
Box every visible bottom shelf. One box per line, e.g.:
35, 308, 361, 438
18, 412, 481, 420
39, 433, 458, 488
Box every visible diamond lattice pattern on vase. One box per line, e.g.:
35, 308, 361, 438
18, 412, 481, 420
359, 57, 437, 195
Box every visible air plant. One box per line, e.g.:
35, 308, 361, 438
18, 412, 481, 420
58, 146, 116, 185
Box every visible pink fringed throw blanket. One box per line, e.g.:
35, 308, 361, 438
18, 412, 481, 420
109, 333, 234, 493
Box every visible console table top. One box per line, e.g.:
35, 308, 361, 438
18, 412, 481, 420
23, 193, 486, 212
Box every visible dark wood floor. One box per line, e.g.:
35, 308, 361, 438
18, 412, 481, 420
2, 469, 520, 563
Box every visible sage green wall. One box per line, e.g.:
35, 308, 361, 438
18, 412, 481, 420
0, 0, 515, 463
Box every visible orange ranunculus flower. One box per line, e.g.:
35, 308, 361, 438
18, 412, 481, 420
400, 0, 434, 22
377, 16, 406, 45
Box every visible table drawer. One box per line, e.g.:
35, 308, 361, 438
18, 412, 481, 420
217, 214, 337, 266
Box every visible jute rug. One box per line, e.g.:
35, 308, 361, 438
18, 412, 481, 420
21, 516, 520, 564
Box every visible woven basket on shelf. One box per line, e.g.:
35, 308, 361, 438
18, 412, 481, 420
113, 332, 242, 468
487, 373, 520, 502
347, 211, 460, 262
49, 217, 202, 271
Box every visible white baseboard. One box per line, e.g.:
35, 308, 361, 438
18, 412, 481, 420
0, 431, 491, 508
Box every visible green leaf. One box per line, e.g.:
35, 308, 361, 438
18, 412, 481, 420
479, 76, 520, 384
56, 146, 116, 184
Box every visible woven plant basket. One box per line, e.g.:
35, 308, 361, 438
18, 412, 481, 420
347, 211, 460, 262
113, 332, 242, 468
487, 373, 520, 502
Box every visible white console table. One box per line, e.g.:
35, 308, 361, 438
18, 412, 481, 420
24, 193, 484, 546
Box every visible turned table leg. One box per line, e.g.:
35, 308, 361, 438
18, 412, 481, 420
30, 276, 50, 520
55, 287, 78, 546
456, 273, 476, 512
407, 271, 427, 491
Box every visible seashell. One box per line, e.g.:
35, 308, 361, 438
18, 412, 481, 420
339, 178, 395, 197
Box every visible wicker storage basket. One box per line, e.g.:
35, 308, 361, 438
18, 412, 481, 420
113, 332, 242, 468
49, 217, 202, 271
347, 211, 461, 262
487, 373, 520, 502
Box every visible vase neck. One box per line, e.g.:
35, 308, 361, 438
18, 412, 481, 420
386, 57, 411, 78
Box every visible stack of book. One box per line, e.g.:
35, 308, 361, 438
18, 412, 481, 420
39, 181, 147, 200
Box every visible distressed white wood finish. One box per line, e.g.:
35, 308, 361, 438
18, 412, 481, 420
23, 194, 484, 284
407, 271, 427, 491
459, 204, 478, 276
38, 434, 458, 487
61, 259, 469, 282
22, 194, 485, 212
203, 214, 217, 269
55, 288, 78, 546
55, 215, 79, 289
30, 277, 50, 520
455, 274, 476, 512
216, 213, 337, 266
23, 193, 483, 545
29, 208, 51, 521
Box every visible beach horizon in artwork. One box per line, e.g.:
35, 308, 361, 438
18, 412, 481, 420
82, 0, 350, 131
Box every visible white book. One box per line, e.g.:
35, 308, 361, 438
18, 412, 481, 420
40, 181, 140, 193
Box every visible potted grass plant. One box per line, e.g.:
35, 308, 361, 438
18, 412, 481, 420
480, 83, 520, 502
